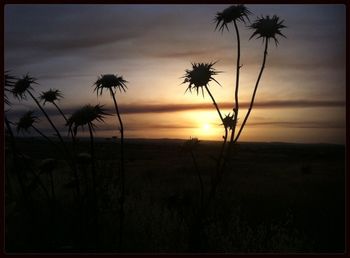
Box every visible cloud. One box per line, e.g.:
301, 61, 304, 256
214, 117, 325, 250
115, 99, 346, 114
248, 121, 345, 129
6, 99, 345, 119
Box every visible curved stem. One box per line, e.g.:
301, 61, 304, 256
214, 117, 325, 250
27, 90, 65, 148
53, 101, 68, 123
110, 89, 125, 250
230, 20, 241, 143
204, 84, 228, 172
215, 20, 242, 194
234, 40, 269, 142
204, 85, 224, 123
31, 125, 58, 148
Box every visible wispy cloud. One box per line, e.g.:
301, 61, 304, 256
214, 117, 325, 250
248, 121, 345, 129
7, 99, 345, 119
117, 100, 345, 114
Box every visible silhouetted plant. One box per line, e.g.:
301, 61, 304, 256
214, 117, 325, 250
40, 89, 67, 122
10, 75, 70, 152
16, 111, 57, 146
93, 73, 128, 249
215, 4, 252, 157
235, 15, 286, 141
66, 103, 108, 249
182, 62, 227, 167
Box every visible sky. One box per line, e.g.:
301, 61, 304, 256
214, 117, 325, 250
4, 4, 346, 144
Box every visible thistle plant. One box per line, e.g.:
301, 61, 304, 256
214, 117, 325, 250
10, 74, 82, 202
215, 4, 252, 150
11, 75, 67, 149
66, 103, 108, 249
93, 73, 128, 249
40, 89, 67, 122
235, 15, 286, 142
182, 62, 227, 171
16, 111, 56, 146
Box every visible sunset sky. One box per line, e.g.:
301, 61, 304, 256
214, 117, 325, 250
4, 4, 346, 144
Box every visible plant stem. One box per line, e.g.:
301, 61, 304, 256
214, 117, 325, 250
52, 101, 68, 123
204, 85, 228, 192
110, 89, 125, 250
211, 20, 242, 199
204, 85, 224, 123
27, 90, 81, 201
27, 90, 65, 148
31, 125, 58, 148
235, 40, 269, 142
229, 20, 241, 144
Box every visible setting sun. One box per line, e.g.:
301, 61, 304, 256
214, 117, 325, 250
203, 123, 210, 131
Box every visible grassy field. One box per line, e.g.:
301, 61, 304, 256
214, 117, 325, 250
5, 138, 345, 253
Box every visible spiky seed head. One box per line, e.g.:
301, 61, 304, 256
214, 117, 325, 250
222, 113, 236, 130
249, 15, 286, 46
66, 104, 109, 136
12, 74, 37, 100
182, 62, 221, 97
16, 111, 38, 134
94, 74, 128, 96
40, 89, 64, 105
215, 4, 252, 32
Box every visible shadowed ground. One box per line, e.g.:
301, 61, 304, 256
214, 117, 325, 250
5, 138, 345, 253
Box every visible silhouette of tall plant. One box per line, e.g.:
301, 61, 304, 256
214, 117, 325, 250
16, 111, 57, 146
235, 15, 286, 141
182, 62, 230, 200
93, 74, 128, 249
215, 4, 251, 151
10, 74, 81, 202
40, 89, 67, 122
11, 75, 67, 148
66, 103, 108, 249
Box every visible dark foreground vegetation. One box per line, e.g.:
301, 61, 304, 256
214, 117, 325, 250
5, 138, 345, 253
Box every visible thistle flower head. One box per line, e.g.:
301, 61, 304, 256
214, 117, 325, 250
249, 15, 286, 46
94, 74, 128, 96
66, 104, 109, 136
182, 62, 221, 97
222, 113, 236, 130
40, 89, 63, 105
181, 137, 200, 153
12, 74, 37, 100
215, 4, 252, 32
16, 111, 38, 134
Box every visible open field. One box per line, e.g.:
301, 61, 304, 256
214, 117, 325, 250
5, 138, 345, 253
